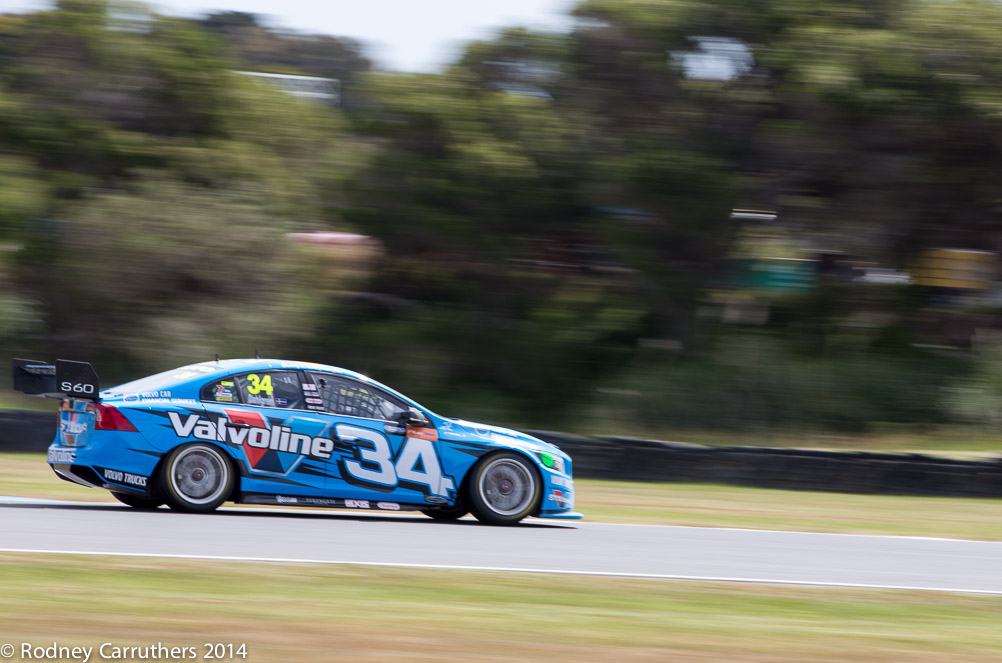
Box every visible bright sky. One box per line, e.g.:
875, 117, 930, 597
0, 0, 579, 72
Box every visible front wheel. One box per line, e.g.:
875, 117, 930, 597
468, 452, 541, 525
160, 443, 234, 513
112, 492, 164, 509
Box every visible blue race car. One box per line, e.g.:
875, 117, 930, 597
13, 358, 580, 525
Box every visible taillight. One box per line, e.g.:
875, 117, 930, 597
86, 403, 138, 431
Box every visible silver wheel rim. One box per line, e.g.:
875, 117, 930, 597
478, 457, 535, 516
170, 446, 229, 505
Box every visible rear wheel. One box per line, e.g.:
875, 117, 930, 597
160, 443, 234, 513
112, 492, 164, 509
468, 452, 540, 525
420, 505, 468, 522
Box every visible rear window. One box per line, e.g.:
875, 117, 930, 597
200, 378, 239, 404
200, 371, 308, 409
109, 363, 219, 395
235, 371, 305, 409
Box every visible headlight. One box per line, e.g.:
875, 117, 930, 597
536, 451, 565, 473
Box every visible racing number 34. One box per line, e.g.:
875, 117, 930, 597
245, 374, 273, 396
338, 424, 455, 498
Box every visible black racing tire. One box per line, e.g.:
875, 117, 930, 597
112, 492, 164, 509
467, 452, 541, 525
420, 505, 469, 522
159, 443, 234, 513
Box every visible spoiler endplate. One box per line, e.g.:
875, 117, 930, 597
12, 358, 100, 400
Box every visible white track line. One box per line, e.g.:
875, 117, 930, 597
0, 496, 77, 505
0, 547, 999, 595
576, 520, 1002, 543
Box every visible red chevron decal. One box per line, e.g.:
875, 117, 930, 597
223, 408, 269, 467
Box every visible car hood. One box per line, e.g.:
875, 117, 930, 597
438, 419, 563, 455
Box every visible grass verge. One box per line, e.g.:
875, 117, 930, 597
2, 453, 1000, 539
0, 555, 1000, 663
0, 390, 58, 411
0, 453, 116, 502
575, 480, 1002, 539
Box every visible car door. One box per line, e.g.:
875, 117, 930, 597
305, 372, 457, 508
199, 370, 329, 498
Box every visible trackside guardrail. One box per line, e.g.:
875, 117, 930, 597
0, 410, 998, 497
0, 409, 55, 452
522, 430, 1002, 498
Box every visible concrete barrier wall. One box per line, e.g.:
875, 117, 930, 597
523, 430, 1002, 498
1, 410, 999, 497
0, 409, 55, 452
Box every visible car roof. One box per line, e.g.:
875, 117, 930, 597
184, 358, 373, 381
104, 358, 405, 401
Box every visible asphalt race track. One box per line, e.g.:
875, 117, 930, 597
1, 498, 1000, 594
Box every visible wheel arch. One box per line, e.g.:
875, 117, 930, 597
156, 440, 241, 503
468, 448, 545, 519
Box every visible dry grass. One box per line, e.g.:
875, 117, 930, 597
576, 480, 1002, 539
0, 554, 1000, 663
0, 453, 116, 502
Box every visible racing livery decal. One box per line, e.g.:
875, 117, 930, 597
243, 494, 406, 511
335, 423, 456, 499
26, 356, 580, 524
96, 466, 149, 488
168, 410, 333, 475
167, 411, 458, 499
47, 448, 76, 464
547, 489, 572, 508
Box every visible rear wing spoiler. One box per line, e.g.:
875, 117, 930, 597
12, 358, 100, 400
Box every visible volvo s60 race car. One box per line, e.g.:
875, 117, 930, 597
13, 358, 580, 525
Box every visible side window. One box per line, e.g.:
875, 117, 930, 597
233, 371, 305, 409
308, 373, 408, 421
200, 377, 240, 404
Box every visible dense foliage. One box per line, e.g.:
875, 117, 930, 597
3, 0, 1002, 433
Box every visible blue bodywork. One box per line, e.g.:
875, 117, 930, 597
47, 359, 581, 519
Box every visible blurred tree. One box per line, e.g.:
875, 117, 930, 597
17, 174, 334, 374
196, 11, 370, 83
199, 10, 257, 31
327, 70, 648, 417
0, 0, 364, 381
0, 0, 353, 211
459, 24, 740, 346
560, 0, 1002, 355
4, 0, 1002, 430
570, 0, 1002, 261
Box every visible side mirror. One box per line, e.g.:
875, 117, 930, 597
398, 409, 430, 427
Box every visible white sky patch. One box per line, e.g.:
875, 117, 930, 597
673, 36, 754, 80
1, 0, 577, 72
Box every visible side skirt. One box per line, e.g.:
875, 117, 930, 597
534, 511, 584, 520
238, 492, 421, 513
